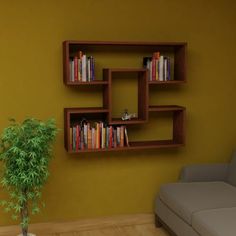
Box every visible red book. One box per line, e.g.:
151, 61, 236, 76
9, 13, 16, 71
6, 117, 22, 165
152, 56, 156, 81
74, 56, 78, 81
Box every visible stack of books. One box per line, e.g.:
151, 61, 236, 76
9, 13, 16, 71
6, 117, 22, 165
69, 51, 95, 82
70, 121, 129, 151
143, 52, 171, 81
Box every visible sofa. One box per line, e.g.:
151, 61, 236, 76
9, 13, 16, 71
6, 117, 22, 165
155, 150, 236, 236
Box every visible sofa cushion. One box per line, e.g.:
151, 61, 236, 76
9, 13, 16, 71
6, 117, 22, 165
227, 151, 236, 186
159, 181, 236, 225
192, 207, 236, 236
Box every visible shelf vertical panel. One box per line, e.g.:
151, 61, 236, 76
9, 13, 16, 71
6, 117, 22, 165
104, 68, 148, 124
174, 44, 187, 82
64, 108, 110, 152
63, 41, 70, 84
102, 69, 110, 124
138, 69, 149, 122
173, 108, 186, 145
64, 108, 71, 151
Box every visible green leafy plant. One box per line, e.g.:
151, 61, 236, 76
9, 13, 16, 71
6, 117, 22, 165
0, 118, 58, 236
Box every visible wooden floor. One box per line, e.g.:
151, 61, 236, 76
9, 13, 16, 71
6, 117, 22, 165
0, 214, 169, 236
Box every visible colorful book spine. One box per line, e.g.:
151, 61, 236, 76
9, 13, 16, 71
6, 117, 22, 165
143, 52, 171, 82
70, 121, 130, 151
69, 50, 96, 82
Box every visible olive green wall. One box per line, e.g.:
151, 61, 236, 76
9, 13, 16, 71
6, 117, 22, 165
0, 0, 236, 226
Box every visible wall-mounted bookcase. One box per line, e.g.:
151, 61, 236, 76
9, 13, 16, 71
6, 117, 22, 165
63, 41, 187, 153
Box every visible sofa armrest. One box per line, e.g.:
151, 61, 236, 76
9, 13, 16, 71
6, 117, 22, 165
179, 163, 229, 182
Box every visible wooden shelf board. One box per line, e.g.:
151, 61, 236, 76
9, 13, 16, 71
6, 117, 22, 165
109, 118, 147, 125
64, 40, 187, 47
65, 107, 109, 114
67, 140, 183, 153
66, 81, 108, 85
105, 68, 148, 73
148, 80, 185, 84
149, 105, 185, 112
129, 140, 183, 148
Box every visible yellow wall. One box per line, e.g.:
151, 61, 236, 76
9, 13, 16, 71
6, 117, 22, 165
1, 0, 236, 226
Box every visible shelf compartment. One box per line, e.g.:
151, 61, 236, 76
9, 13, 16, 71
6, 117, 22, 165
103, 68, 148, 125
64, 107, 109, 151
67, 140, 183, 153
148, 105, 186, 145
63, 41, 187, 153
63, 41, 187, 85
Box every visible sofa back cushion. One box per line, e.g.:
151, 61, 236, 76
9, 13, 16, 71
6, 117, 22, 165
227, 150, 236, 186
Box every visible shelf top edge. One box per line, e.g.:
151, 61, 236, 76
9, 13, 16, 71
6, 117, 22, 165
66, 81, 108, 85
103, 68, 148, 72
64, 107, 109, 113
149, 105, 186, 111
148, 80, 186, 84
63, 40, 187, 46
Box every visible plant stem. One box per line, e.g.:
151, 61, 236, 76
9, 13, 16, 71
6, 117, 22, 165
20, 189, 28, 236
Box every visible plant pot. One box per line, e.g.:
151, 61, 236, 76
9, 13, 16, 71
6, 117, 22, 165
17, 234, 36, 236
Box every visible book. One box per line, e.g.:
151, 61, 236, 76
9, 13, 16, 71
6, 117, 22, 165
91, 127, 95, 149
87, 123, 92, 149
95, 122, 100, 149
124, 127, 130, 147
70, 59, 75, 82
76, 125, 80, 151
74, 56, 78, 81
159, 56, 164, 81
72, 126, 76, 150
82, 54, 87, 82
120, 126, 124, 147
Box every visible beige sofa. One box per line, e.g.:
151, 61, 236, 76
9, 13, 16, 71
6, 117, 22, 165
155, 150, 236, 236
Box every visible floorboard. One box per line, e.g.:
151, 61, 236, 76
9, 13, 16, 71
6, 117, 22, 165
0, 214, 170, 236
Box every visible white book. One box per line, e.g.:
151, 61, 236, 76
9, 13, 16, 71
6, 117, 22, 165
82, 54, 87, 82
159, 56, 164, 81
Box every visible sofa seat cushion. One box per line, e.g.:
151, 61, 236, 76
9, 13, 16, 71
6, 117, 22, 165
192, 207, 236, 236
159, 181, 236, 225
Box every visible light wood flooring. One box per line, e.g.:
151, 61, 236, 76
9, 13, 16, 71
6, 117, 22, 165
0, 214, 169, 236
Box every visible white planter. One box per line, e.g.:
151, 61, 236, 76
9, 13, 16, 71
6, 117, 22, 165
17, 234, 36, 236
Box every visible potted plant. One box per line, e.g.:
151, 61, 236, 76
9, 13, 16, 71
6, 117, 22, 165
0, 118, 58, 236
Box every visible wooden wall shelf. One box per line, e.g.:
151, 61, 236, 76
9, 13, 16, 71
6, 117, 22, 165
63, 41, 187, 153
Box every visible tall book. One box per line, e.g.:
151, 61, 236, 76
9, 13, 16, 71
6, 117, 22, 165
124, 127, 130, 147
74, 56, 78, 81
82, 54, 87, 82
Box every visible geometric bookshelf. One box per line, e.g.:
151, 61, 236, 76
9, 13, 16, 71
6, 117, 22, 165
63, 41, 187, 153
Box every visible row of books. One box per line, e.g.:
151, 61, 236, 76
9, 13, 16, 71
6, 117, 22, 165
143, 52, 171, 81
70, 121, 129, 151
69, 51, 95, 82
